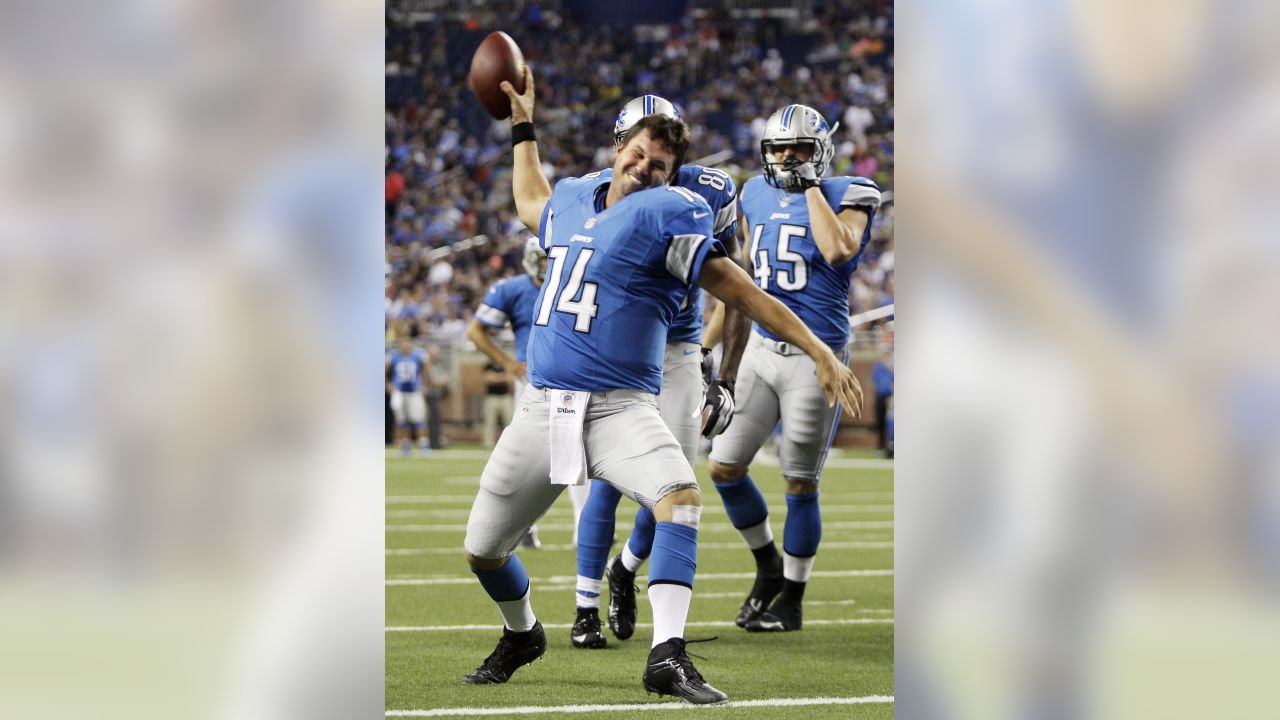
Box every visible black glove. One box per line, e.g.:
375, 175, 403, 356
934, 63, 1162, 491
701, 380, 735, 438
700, 347, 714, 387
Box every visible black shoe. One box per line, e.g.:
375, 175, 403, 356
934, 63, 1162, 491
605, 554, 637, 640
642, 638, 729, 704
744, 598, 803, 632
570, 607, 608, 649
734, 557, 784, 628
461, 622, 547, 684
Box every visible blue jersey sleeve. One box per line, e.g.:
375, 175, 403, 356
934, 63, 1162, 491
821, 176, 883, 262
475, 279, 514, 329
821, 176, 881, 214
652, 187, 721, 286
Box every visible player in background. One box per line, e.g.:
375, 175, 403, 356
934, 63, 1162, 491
553, 95, 741, 650
386, 337, 430, 457
467, 238, 569, 549
709, 104, 882, 633
458, 71, 861, 704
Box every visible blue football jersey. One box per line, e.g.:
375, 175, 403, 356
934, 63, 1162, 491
594, 165, 737, 344
739, 174, 881, 349
527, 174, 722, 394
475, 274, 541, 362
386, 348, 426, 392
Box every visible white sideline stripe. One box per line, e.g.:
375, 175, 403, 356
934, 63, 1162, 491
386, 505, 891, 519
387, 496, 474, 504
386, 521, 893, 533
386, 619, 894, 632
386, 569, 892, 586
385, 492, 894, 504
385, 540, 893, 556
386, 695, 893, 717
387, 447, 892, 468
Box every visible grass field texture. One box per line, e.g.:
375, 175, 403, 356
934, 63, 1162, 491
386, 446, 894, 718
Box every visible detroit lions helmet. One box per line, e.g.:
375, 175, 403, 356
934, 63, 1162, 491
522, 236, 547, 283
760, 104, 840, 191
613, 95, 683, 147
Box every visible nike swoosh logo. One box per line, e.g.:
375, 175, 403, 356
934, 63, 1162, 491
683, 350, 698, 356
692, 211, 710, 219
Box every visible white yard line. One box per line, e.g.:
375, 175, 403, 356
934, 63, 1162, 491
386, 540, 893, 555
386, 695, 893, 717
386, 521, 893, 533
386, 505, 891, 519
386, 619, 894, 632
387, 569, 893, 586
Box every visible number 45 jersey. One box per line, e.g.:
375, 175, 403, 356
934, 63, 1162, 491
528, 174, 723, 395
739, 174, 882, 350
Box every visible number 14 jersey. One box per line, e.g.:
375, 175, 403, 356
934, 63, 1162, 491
528, 174, 723, 394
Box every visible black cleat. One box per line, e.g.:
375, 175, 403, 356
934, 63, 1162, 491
570, 607, 608, 649
642, 638, 729, 705
462, 622, 547, 684
605, 554, 638, 640
744, 598, 803, 632
734, 557, 784, 628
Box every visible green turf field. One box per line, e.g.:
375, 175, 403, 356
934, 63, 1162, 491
386, 446, 894, 718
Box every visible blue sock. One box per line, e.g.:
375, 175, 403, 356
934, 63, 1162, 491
648, 522, 698, 589
713, 474, 770, 529
783, 492, 822, 557
472, 554, 530, 602
576, 479, 622, 581
626, 507, 656, 560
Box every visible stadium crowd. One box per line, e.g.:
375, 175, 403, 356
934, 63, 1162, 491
385, 2, 894, 347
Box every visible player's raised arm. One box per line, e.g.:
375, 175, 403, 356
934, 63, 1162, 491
500, 64, 552, 233
466, 318, 527, 381
698, 255, 863, 416
807, 192, 869, 266
715, 213, 754, 389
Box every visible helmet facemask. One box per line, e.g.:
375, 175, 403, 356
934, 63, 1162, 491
759, 104, 838, 191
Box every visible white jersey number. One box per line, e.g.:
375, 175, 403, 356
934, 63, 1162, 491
535, 246, 600, 333
749, 223, 809, 291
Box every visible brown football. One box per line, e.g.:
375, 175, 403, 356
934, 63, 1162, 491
468, 31, 526, 120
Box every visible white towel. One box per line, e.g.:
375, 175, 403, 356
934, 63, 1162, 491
549, 389, 589, 486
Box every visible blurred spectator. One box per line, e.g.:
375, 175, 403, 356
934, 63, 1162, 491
423, 344, 450, 450
480, 360, 513, 448
872, 342, 895, 457
385, 3, 894, 349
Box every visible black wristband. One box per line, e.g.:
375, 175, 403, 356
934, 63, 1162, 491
511, 122, 536, 147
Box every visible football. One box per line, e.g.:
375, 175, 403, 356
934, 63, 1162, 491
468, 31, 526, 120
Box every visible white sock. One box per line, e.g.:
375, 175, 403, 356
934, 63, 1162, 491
496, 587, 537, 632
783, 553, 816, 583
621, 544, 644, 573
648, 583, 692, 647
575, 576, 602, 609
737, 518, 774, 550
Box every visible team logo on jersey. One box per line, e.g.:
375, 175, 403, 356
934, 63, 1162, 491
584, 218, 597, 229
521, 405, 530, 416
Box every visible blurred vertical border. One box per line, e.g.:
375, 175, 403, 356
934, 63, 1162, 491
898, 0, 1280, 717
0, 0, 385, 718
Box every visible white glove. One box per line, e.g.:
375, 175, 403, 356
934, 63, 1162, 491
700, 381, 735, 438
794, 161, 821, 190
